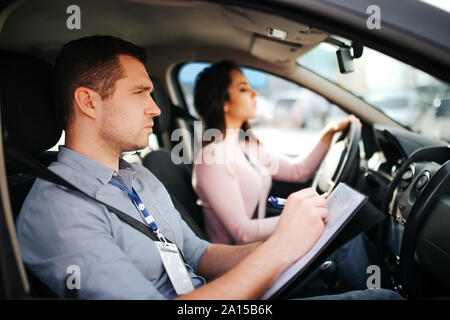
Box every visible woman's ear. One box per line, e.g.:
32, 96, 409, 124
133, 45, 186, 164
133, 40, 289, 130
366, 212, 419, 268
223, 102, 229, 113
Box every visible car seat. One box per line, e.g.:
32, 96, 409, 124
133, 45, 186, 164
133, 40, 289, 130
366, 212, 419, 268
0, 49, 63, 297
145, 78, 207, 239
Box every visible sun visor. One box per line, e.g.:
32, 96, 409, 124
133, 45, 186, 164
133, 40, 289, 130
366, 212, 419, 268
250, 35, 302, 65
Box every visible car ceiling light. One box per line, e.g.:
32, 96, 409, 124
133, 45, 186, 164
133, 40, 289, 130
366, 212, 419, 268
267, 27, 287, 40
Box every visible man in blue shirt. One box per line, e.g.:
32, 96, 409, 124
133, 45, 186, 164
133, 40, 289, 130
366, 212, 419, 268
16, 35, 400, 300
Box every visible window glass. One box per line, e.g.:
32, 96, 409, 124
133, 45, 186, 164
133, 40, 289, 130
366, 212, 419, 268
299, 43, 450, 141
178, 62, 347, 157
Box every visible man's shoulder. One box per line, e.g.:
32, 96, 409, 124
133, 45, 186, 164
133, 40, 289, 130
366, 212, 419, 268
16, 161, 106, 227
19, 178, 97, 218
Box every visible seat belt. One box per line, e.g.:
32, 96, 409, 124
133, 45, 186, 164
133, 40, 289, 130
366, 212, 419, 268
241, 150, 260, 219
5, 145, 164, 244
5, 145, 386, 262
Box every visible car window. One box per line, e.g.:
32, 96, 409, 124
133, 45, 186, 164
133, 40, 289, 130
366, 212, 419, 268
298, 43, 450, 141
178, 62, 347, 157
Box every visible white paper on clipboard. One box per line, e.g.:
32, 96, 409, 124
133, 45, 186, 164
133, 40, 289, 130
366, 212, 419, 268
261, 183, 368, 300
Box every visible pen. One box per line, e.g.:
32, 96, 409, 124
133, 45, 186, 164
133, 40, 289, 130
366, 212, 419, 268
268, 196, 286, 208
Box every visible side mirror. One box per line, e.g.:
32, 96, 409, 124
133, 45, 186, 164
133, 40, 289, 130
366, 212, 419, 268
336, 42, 364, 74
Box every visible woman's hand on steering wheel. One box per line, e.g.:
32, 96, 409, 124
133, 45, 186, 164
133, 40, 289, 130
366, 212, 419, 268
320, 115, 362, 146
312, 115, 363, 194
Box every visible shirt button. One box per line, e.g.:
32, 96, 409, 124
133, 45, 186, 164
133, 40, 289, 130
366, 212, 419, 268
138, 203, 146, 211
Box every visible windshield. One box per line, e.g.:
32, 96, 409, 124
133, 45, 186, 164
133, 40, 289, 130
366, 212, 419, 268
298, 43, 450, 142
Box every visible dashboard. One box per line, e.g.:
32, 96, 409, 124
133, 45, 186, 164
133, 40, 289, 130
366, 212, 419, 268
390, 161, 440, 224
362, 124, 450, 297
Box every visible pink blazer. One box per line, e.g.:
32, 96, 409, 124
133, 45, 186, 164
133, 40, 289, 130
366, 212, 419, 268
192, 132, 329, 244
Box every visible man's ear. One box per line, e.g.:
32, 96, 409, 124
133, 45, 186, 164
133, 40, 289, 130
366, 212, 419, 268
73, 87, 102, 119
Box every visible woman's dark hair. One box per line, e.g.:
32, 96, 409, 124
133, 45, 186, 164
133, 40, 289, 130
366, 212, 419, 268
193, 60, 255, 144
54, 35, 147, 129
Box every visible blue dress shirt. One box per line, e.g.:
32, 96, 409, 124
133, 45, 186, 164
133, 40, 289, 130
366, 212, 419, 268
16, 146, 210, 299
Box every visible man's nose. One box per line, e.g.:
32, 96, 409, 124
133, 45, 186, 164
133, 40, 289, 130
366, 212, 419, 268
145, 95, 161, 117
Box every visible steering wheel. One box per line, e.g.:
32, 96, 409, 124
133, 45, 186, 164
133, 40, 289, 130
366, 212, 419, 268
312, 122, 361, 194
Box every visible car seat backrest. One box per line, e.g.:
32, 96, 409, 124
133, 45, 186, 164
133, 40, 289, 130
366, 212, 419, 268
151, 77, 199, 162
0, 49, 62, 217
0, 50, 62, 156
0, 49, 63, 298
142, 149, 207, 239
151, 77, 173, 149
146, 78, 206, 238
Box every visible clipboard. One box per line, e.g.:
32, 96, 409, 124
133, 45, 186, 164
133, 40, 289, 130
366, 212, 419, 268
261, 182, 368, 300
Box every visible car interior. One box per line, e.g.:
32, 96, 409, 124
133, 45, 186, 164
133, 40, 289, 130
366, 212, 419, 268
0, 0, 449, 300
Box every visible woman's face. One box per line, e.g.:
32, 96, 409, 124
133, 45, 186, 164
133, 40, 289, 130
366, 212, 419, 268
224, 70, 258, 127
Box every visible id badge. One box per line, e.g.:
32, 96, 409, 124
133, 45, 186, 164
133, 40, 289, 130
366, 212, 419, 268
155, 241, 194, 295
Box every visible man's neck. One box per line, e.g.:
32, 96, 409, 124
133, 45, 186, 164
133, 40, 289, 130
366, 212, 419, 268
65, 132, 121, 172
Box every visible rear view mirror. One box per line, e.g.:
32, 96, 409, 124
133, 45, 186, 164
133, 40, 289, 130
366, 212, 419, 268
336, 46, 354, 73
336, 42, 364, 74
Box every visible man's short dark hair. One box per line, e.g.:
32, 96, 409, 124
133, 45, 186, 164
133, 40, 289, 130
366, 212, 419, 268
54, 35, 147, 129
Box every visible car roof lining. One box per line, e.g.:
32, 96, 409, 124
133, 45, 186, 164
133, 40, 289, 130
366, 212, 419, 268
0, 0, 403, 129
0, 0, 327, 65
146, 43, 401, 129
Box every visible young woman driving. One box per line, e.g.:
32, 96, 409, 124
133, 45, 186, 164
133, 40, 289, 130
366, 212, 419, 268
192, 60, 360, 245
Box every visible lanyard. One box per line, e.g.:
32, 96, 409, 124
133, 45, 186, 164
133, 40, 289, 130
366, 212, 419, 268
109, 181, 193, 293
108, 181, 168, 243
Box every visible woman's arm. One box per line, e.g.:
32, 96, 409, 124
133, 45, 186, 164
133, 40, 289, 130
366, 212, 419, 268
251, 115, 362, 183
252, 139, 329, 183
194, 160, 279, 244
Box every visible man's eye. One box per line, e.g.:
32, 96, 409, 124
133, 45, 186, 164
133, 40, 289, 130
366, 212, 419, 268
135, 91, 143, 94
240, 88, 247, 92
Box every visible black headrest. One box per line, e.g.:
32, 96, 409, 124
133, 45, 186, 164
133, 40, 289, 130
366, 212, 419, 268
0, 50, 62, 155
151, 77, 172, 135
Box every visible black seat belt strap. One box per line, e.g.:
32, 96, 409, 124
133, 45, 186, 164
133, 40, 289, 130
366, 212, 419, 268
5, 145, 163, 243
242, 150, 260, 219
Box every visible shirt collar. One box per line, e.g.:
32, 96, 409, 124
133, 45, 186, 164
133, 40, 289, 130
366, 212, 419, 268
115, 157, 137, 190
118, 157, 135, 172
57, 146, 118, 185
